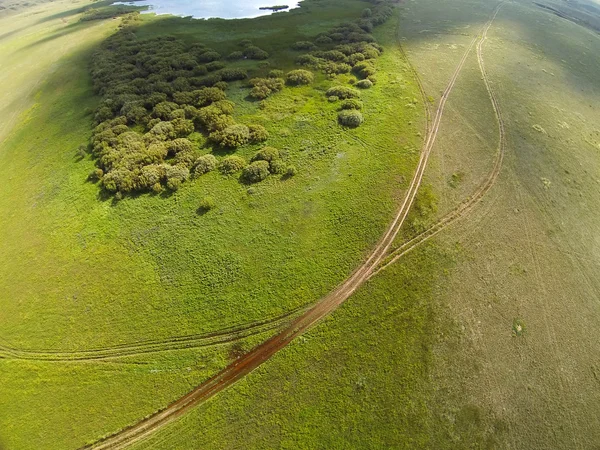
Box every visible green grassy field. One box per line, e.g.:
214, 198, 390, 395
127, 0, 600, 448
1, 0, 599, 447
0, 0, 424, 448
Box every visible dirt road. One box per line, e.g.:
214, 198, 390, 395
373, 2, 506, 277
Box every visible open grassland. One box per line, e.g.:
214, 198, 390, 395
0, 0, 425, 448
1, 0, 599, 447
0, 0, 421, 352
130, 242, 462, 450
429, 0, 600, 446
125, 0, 600, 448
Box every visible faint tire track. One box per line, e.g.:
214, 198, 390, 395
0, 307, 305, 361
83, 6, 505, 448
372, 2, 506, 278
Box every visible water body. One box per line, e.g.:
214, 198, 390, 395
113, 0, 302, 19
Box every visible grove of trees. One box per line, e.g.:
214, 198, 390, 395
87, 0, 396, 197
89, 22, 274, 196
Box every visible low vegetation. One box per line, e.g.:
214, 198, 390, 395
87, 0, 395, 197
0, 0, 433, 447
88, 14, 278, 196
338, 109, 364, 127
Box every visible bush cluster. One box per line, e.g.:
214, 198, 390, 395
240, 146, 293, 183
198, 196, 216, 212
88, 30, 268, 196
248, 77, 285, 99
285, 69, 314, 85
340, 99, 363, 110
326, 86, 360, 99
243, 45, 269, 60
338, 110, 364, 127
242, 161, 270, 183
288, 0, 393, 129
194, 154, 218, 176
292, 41, 316, 51
356, 79, 373, 89
80, 6, 142, 21
219, 155, 247, 174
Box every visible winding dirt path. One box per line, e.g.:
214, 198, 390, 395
372, 3, 506, 278
0, 308, 304, 362
85, 5, 504, 449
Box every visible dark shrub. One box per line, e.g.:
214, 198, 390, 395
322, 62, 352, 75
197, 87, 226, 106
292, 41, 315, 50
149, 121, 177, 140
165, 165, 190, 190
358, 45, 380, 59
226, 51, 243, 60
248, 124, 269, 143
326, 85, 360, 99
252, 146, 280, 162
212, 124, 250, 148
206, 61, 226, 72
193, 65, 208, 76
242, 160, 270, 183
194, 154, 218, 176
353, 61, 376, 78
174, 150, 196, 167
357, 19, 373, 33
172, 91, 196, 105
243, 46, 269, 60
296, 54, 320, 67
197, 103, 235, 131
315, 35, 333, 45
219, 155, 247, 174
171, 118, 194, 137
144, 92, 168, 108
144, 100, 171, 116
322, 50, 347, 62
102, 168, 138, 193
269, 159, 287, 175
285, 165, 297, 177
340, 99, 363, 110
139, 164, 164, 189
249, 77, 284, 99
218, 68, 248, 81
95, 106, 114, 123
90, 168, 104, 181
198, 196, 216, 212
166, 138, 195, 155
250, 85, 271, 100
198, 51, 221, 62
286, 69, 314, 85
268, 69, 284, 78
338, 110, 364, 127
190, 73, 223, 87
348, 53, 366, 65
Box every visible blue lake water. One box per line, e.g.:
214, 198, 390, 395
113, 0, 302, 19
